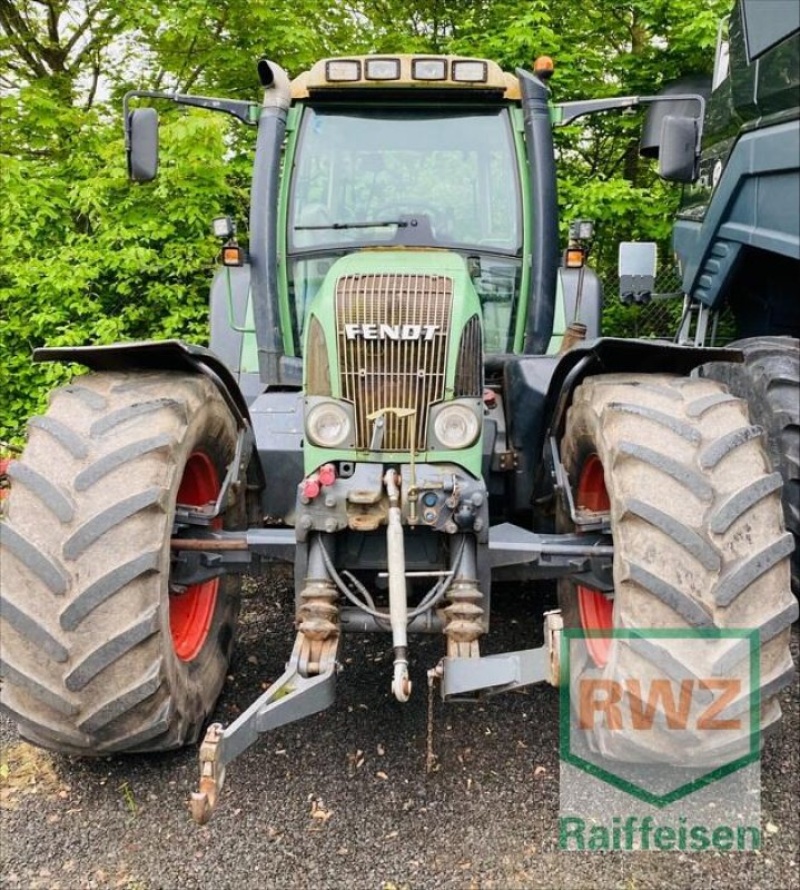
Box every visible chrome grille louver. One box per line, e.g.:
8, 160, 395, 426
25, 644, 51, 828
454, 313, 483, 398
336, 273, 453, 451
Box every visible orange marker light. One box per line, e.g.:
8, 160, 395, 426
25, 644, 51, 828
565, 247, 585, 268
222, 245, 245, 267
533, 56, 555, 81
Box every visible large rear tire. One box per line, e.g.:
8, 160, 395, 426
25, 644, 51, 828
558, 374, 797, 761
701, 336, 800, 598
0, 371, 245, 754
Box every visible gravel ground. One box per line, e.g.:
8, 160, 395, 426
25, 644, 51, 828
1, 569, 798, 890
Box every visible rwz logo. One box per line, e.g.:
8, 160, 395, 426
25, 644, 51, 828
560, 628, 761, 808
579, 678, 742, 732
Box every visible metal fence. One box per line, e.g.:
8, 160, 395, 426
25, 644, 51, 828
599, 264, 737, 344
600, 265, 683, 340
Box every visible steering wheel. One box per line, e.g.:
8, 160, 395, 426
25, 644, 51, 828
376, 203, 440, 221
375, 204, 453, 239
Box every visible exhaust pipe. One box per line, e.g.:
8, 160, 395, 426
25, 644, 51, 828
250, 60, 290, 385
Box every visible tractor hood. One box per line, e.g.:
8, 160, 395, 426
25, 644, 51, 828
301, 249, 485, 475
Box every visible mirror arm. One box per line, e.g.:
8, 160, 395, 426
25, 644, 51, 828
555, 95, 643, 125
123, 89, 260, 148
554, 93, 706, 151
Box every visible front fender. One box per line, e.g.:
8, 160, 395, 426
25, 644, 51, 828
34, 339, 252, 430
504, 338, 742, 511
542, 337, 743, 447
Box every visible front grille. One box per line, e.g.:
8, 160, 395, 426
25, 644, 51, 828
454, 314, 483, 397
336, 273, 453, 450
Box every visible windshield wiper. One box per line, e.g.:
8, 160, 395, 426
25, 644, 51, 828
294, 219, 409, 230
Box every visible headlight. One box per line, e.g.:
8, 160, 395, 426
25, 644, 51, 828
433, 404, 480, 449
306, 402, 352, 448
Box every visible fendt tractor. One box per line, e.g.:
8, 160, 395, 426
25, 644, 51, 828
637, 0, 800, 596
1, 46, 797, 823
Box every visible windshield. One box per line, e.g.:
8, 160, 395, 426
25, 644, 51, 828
286, 105, 523, 350
289, 106, 521, 253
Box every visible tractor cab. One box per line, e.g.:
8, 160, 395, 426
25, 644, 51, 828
201, 53, 603, 406
282, 60, 525, 354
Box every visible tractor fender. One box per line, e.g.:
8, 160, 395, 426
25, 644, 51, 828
542, 337, 743, 446
503, 337, 742, 512
34, 339, 252, 431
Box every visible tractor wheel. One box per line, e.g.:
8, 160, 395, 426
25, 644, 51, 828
558, 374, 797, 762
701, 337, 800, 598
0, 371, 245, 755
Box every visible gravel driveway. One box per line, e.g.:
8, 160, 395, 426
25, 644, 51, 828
2, 569, 798, 890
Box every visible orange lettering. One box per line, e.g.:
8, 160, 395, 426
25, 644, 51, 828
625, 679, 693, 730
579, 679, 623, 730
697, 679, 741, 730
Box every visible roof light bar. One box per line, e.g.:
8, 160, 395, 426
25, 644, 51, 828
412, 58, 447, 81
365, 58, 401, 80
452, 60, 488, 83
326, 60, 361, 82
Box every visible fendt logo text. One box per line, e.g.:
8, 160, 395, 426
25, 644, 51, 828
344, 323, 439, 341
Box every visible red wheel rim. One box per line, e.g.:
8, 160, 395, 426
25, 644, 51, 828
170, 451, 220, 661
576, 454, 613, 667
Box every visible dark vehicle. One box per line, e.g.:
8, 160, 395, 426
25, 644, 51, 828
638, 0, 799, 595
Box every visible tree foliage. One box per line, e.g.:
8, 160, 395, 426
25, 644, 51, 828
0, 0, 729, 442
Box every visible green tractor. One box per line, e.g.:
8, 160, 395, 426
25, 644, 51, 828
1, 53, 796, 823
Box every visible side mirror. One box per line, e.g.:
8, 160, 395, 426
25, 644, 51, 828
127, 108, 159, 182
639, 75, 710, 159
619, 241, 657, 304
658, 115, 698, 183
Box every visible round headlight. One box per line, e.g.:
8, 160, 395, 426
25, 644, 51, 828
306, 402, 352, 448
433, 404, 480, 449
